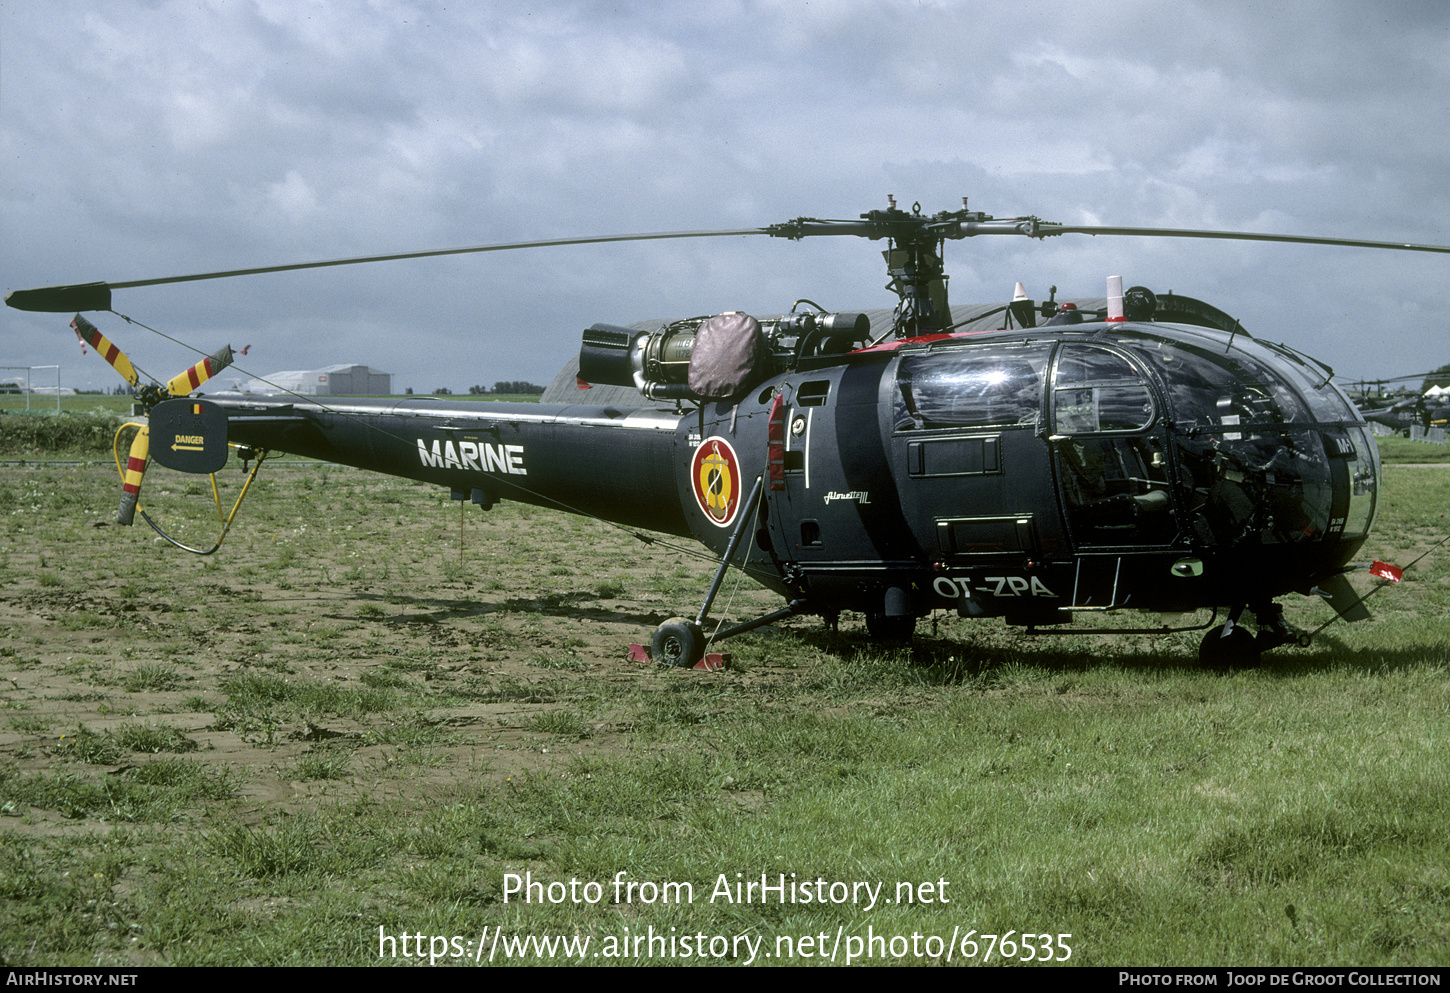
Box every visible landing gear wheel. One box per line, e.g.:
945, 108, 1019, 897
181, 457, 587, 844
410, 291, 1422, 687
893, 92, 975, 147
865, 612, 917, 642
652, 617, 705, 668
1199, 625, 1261, 669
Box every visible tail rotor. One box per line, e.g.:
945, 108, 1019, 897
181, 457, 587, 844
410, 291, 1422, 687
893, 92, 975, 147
71, 314, 236, 524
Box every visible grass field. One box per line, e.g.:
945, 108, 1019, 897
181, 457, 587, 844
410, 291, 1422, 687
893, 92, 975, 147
0, 411, 1447, 966
0, 393, 540, 415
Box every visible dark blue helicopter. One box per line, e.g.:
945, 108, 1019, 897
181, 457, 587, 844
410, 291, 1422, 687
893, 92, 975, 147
8, 199, 1446, 667
1356, 391, 1449, 436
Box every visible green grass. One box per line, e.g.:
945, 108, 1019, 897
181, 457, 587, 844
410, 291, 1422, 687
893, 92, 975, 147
121, 663, 183, 693
7, 662, 1449, 965
290, 751, 353, 781
0, 444, 1445, 967
526, 709, 589, 737
218, 672, 398, 719
0, 392, 542, 458
1376, 433, 1450, 464
0, 394, 136, 416
0, 759, 239, 822
111, 721, 199, 754
0, 409, 130, 457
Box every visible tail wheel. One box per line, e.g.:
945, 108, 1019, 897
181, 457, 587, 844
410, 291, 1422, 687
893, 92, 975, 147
651, 617, 705, 668
1199, 625, 1261, 669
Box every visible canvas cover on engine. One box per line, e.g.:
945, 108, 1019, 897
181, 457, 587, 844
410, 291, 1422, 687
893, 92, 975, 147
687, 312, 767, 399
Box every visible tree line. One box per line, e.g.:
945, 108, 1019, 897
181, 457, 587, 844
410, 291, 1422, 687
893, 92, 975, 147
423, 382, 545, 395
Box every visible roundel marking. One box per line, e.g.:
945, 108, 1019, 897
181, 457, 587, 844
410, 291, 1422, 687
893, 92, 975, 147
691, 436, 742, 528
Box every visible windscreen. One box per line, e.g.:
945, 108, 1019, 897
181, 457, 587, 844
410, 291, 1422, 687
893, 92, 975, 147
1119, 333, 1378, 543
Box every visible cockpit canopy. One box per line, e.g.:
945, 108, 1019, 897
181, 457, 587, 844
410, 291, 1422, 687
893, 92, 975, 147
892, 322, 1379, 547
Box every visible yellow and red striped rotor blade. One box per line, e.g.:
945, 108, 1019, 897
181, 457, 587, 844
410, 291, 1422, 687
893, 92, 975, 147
71, 314, 139, 388
166, 345, 235, 396
116, 425, 149, 526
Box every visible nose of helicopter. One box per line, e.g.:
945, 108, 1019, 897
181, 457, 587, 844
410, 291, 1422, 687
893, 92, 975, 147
1126, 326, 1380, 589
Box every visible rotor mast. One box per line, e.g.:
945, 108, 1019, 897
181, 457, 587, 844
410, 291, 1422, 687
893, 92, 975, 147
765, 196, 1049, 339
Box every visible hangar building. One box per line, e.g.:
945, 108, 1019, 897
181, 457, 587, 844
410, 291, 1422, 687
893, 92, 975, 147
242, 364, 392, 396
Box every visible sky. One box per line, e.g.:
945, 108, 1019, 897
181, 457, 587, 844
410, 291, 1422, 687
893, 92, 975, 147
2, 0, 1447, 395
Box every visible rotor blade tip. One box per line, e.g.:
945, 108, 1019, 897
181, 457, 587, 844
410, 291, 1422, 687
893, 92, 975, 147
5, 282, 113, 313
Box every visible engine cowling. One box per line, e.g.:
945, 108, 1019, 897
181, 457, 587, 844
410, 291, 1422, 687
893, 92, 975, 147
578, 310, 870, 400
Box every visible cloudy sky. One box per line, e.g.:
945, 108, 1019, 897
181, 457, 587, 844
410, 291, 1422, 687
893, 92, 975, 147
3, 0, 1446, 394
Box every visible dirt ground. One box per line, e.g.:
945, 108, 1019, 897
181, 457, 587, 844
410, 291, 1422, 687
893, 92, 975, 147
5, 457, 1445, 843
0, 460, 809, 834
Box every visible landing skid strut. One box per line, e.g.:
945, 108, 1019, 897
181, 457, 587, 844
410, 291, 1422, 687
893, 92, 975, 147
649, 475, 812, 666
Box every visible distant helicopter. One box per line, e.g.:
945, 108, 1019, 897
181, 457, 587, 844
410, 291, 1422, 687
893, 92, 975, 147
8, 198, 1448, 668
1355, 392, 1449, 436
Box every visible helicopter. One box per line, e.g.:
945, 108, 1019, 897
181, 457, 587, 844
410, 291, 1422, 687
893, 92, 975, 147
7, 198, 1449, 669
1355, 392, 1449, 436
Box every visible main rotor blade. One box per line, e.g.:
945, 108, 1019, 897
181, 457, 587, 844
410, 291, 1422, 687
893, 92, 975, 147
9, 211, 1446, 315
1036, 223, 1450, 254
4, 227, 769, 313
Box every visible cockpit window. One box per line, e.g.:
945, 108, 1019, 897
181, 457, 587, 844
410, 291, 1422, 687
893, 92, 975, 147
1246, 339, 1361, 423
1055, 385, 1155, 433
1344, 426, 1378, 538
895, 343, 1051, 431
1110, 333, 1370, 550
1052, 344, 1155, 434
1056, 347, 1139, 385
1116, 338, 1311, 428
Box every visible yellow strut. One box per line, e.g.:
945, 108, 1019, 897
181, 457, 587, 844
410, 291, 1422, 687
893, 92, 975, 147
111, 421, 269, 555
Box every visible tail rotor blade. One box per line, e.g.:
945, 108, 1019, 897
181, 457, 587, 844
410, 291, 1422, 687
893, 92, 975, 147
116, 426, 149, 526
166, 345, 234, 396
71, 314, 140, 388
